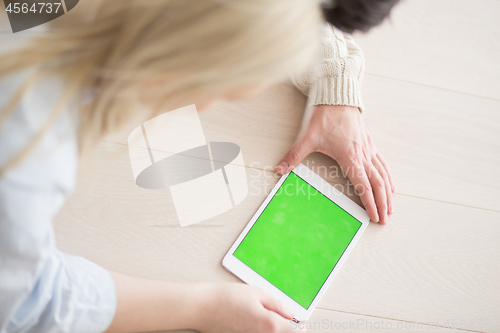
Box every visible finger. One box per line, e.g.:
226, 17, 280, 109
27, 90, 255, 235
276, 139, 314, 175
261, 311, 307, 333
338, 159, 379, 222
258, 290, 295, 320
376, 152, 395, 193
365, 162, 388, 225
371, 157, 393, 215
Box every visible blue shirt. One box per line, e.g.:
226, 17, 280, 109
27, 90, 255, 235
0, 68, 116, 333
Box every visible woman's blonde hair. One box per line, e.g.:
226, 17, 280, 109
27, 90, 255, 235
0, 0, 323, 176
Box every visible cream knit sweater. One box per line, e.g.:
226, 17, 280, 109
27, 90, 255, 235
291, 24, 365, 112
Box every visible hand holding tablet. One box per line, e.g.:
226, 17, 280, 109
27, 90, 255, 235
223, 164, 370, 321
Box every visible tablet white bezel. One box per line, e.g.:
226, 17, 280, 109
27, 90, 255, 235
222, 163, 370, 321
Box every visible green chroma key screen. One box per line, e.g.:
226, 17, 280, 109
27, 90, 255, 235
234, 172, 361, 309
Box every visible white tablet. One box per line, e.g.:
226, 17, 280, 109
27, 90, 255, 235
222, 163, 370, 321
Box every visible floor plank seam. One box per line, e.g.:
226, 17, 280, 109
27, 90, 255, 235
395, 192, 500, 214
315, 307, 484, 333
364, 73, 500, 103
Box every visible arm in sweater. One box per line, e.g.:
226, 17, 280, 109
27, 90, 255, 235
282, 26, 395, 225
291, 24, 365, 112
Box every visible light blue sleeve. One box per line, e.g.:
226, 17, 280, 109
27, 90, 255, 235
0, 70, 117, 333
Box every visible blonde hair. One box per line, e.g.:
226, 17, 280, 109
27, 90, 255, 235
0, 0, 323, 176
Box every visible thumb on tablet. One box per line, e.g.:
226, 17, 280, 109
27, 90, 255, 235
276, 139, 313, 175
259, 292, 295, 320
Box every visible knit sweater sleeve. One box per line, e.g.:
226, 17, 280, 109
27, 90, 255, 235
291, 24, 365, 112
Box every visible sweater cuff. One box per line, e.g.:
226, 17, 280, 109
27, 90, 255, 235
310, 76, 365, 113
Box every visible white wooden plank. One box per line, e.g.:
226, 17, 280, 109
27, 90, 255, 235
361, 74, 500, 212
353, 0, 500, 100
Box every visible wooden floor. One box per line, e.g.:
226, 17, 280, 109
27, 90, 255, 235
2, 0, 500, 332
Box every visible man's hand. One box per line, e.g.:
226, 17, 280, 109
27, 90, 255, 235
276, 105, 395, 224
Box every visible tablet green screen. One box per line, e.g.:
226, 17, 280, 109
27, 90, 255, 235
233, 172, 362, 309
